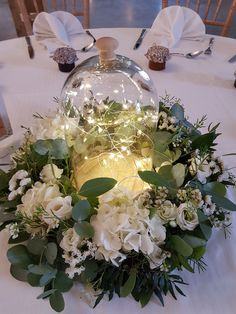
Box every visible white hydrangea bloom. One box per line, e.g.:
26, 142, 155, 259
8, 170, 31, 200
40, 164, 63, 183
91, 186, 166, 267
30, 113, 79, 145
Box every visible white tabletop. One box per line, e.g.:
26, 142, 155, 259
0, 28, 236, 314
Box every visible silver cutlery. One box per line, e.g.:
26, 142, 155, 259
133, 29, 147, 50
25, 36, 34, 59
170, 50, 203, 59
80, 30, 96, 52
228, 54, 236, 63
204, 37, 214, 55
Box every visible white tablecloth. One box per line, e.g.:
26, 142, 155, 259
0, 28, 236, 314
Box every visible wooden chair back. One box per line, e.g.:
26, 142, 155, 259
161, 0, 236, 36
8, 0, 90, 37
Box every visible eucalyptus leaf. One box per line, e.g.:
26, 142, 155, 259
54, 271, 73, 292
39, 269, 57, 287
212, 195, 236, 211
37, 289, 57, 299
171, 163, 185, 187
8, 232, 30, 244
45, 242, 58, 265
0, 208, 16, 223
28, 264, 54, 275
197, 209, 208, 223
72, 200, 91, 221
27, 273, 41, 287
170, 103, 184, 121
74, 221, 94, 239
0, 169, 9, 191
120, 269, 137, 297
170, 235, 193, 257
79, 177, 117, 197
191, 246, 206, 260
49, 291, 65, 312
138, 170, 174, 190
10, 264, 28, 282
27, 238, 47, 255
33, 139, 69, 159
182, 235, 206, 248
203, 182, 226, 197
7, 245, 32, 266
200, 222, 212, 240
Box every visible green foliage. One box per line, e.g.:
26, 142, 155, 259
49, 291, 65, 312
45, 243, 58, 265
72, 200, 91, 221
54, 272, 73, 292
170, 235, 193, 257
79, 177, 117, 197
74, 221, 94, 239
120, 268, 137, 297
10, 264, 29, 282
7, 245, 32, 266
33, 139, 69, 159
27, 238, 47, 255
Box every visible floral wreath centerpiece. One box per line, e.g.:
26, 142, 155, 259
0, 37, 236, 312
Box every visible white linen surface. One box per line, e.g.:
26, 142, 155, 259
33, 11, 84, 53
0, 28, 236, 314
151, 6, 206, 48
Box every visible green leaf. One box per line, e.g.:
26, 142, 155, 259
138, 170, 174, 189
39, 269, 57, 287
49, 291, 65, 312
37, 289, 57, 299
120, 269, 137, 297
171, 163, 185, 187
203, 182, 226, 197
83, 259, 99, 281
72, 200, 91, 221
170, 235, 193, 257
8, 232, 30, 244
79, 177, 117, 197
0, 208, 16, 223
27, 237, 47, 255
0, 169, 9, 191
200, 222, 212, 240
7, 245, 32, 266
191, 246, 206, 260
10, 264, 28, 281
45, 242, 58, 265
212, 195, 236, 211
170, 103, 184, 121
178, 255, 194, 273
74, 221, 94, 239
140, 288, 153, 307
182, 235, 206, 248
191, 132, 218, 150
28, 264, 54, 275
33, 139, 69, 159
197, 209, 208, 223
54, 271, 73, 292
27, 273, 41, 287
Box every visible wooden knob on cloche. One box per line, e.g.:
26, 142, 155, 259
96, 37, 119, 63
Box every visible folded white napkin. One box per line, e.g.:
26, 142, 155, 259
33, 11, 84, 53
150, 6, 206, 48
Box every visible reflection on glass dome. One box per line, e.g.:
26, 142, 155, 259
59, 37, 159, 192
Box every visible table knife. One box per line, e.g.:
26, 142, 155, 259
25, 36, 34, 59
133, 29, 147, 50
228, 54, 236, 63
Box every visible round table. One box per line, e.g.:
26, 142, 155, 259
0, 28, 236, 314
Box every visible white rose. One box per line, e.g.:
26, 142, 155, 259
176, 203, 199, 231
43, 196, 72, 229
148, 245, 166, 269
40, 164, 63, 183
149, 216, 166, 244
60, 228, 81, 252
157, 200, 177, 223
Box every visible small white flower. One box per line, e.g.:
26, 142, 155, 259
8, 170, 31, 200
40, 164, 63, 183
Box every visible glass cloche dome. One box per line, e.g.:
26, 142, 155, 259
59, 37, 159, 192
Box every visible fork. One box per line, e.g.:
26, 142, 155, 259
204, 37, 214, 55
80, 30, 96, 52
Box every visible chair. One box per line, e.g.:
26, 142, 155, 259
8, 0, 90, 37
161, 0, 236, 36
